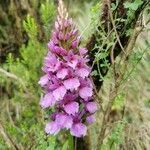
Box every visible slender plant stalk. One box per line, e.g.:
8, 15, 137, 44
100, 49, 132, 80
96, 6, 144, 150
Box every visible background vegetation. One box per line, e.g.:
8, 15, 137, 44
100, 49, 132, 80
0, 0, 149, 150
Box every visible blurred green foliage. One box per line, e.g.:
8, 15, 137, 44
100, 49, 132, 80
112, 93, 125, 111
0, 1, 58, 149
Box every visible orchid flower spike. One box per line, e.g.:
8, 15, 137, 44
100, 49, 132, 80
39, 0, 97, 137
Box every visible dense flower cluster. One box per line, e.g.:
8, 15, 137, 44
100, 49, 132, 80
38, 0, 97, 137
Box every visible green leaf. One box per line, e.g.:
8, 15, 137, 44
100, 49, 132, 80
126, 28, 134, 36
23, 15, 38, 39
91, 70, 98, 76
62, 140, 69, 150
112, 93, 125, 110
40, 0, 55, 25
46, 136, 56, 150
68, 135, 74, 150
111, 0, 119, 11
91, 3, 100, 13
124, 0, 143, 11
107, 122, 125, 148
144, 99, 150, 108
46, 145, 55, 150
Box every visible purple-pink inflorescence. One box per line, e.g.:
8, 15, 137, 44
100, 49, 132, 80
38, 0, 97, 137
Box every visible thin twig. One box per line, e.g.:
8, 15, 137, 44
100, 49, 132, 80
0, 67, 22, 81
110, 39, 118, 86
91, 27, 115, 69
96, 84, 119, 150
75, 137, 77, 150
122, 27, 143, 62
107, 0, 126, 54
0, 67, 28, 93
90, 76, 104, 113
6, 101, 15, 127
110, 39, 117, 65
0, 122, 19, 150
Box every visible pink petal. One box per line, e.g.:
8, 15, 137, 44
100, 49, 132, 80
64, 117, 73, 129
72, 40, 78, 49
55, 21, 59, 30
53, 46, 61, 53
79, 78, 93, 89
53, 86, 66, 101
47, 41, 55, 50
40, 93, 56, 108
56, 68, 68, 79
55, 114, 73, 129
63, 93, 78, 102
45, 122, 60, 135
86, 102, 97, 113
58, 32, 64, 40
86, 115, 95, 124
52, 32, 59, 44
72, 29, 78, 36
44, 54, 57, 66
64, 102, 79, 115
68, 59, 78, 69
65, 33, 70, 40
38, 74, 49, 86
76, 68, 90, 78
79, 48, 87, 55
70, 123, 87, 137
60, 48, 67, 55
64, 78, 80, 90
79, 87, 93, 99
44, 53, 60, 72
